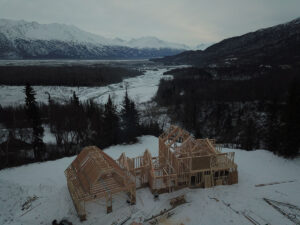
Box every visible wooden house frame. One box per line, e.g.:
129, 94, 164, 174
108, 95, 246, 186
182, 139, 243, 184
65, 146, 136, 221
65, 126, 238, 221
117, 125, 238, 193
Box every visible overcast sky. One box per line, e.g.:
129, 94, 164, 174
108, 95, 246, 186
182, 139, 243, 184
0, 0, 299, 46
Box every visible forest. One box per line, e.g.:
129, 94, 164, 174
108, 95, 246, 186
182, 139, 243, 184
0, 65, 142, 86
0, 85, 161, 169
156, 65, 300, 158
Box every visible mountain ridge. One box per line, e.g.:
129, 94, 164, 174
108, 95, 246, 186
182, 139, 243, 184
0, 18, 189, 49
0, 18, 191, 59
153, 17, 300, 66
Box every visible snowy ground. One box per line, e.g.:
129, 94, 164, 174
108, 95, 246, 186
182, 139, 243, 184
0, 65, 176, 107
0, 135, 300, 225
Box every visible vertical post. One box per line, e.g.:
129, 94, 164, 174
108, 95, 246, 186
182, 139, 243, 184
106, 194, 112, 214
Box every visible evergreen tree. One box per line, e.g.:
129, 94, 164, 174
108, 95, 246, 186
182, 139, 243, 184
265, 99, 281, 153
182, 97, 198, 132
222, 112, 233, 143
120, 89, 140, 143
129, 100, 140, 139
71, 91, 80, 106
240, 117, 257, 151
87, 100, 105, 147
281, 80, 300, 157
103, 95, 119, 146
24, 83, 44, 160
70, 92, 86, 148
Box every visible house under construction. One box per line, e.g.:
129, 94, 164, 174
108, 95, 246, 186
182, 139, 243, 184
65, 125, 238, 220
64, 146, 136, 221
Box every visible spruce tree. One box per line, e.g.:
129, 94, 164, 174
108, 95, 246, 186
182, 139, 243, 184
88, 100, 105, 147
103, 95, 119, 146
121, 89, 139, 143
24, 83, 44, 160
281, 80, 300, 157
265, 99, 281, 153
240, 117, 257, 151
129, 100, 140, 139
71, 91, 80, 106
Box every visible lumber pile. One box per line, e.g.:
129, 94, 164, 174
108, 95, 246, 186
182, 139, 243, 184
170, 195, 186, 208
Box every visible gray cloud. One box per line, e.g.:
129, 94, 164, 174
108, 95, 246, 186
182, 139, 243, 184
0, 0, 299, 46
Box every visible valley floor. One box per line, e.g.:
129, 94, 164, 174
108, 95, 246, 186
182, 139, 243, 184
0, 65, 175, 107
0, 135, 299, 225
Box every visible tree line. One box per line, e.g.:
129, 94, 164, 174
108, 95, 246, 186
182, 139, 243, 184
0, 65, 142, 86
0, 84, 162, 169
156, 65, 300, 158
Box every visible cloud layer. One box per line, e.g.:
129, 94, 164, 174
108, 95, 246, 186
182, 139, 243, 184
0, 0, 299, 46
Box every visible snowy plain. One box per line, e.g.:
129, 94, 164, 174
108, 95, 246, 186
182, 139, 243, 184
0, 61, 177, 107
0, 135, 300, 225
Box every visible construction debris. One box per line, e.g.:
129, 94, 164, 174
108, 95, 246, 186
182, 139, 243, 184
130, 222, 142, 225
208, 196, 219, 202
21, 195, 38, 211
241, 211, 271, 225
19, 203, 41, 217
148, 211, 175, 225
263, 198, 300, 225
221, 200, 239, 214
255, 180, 295, 187
220, 200, 271, 225
242, 212, 260, 225
52, 219, 73, 225
170, 195, 186, 208
144, 208, 175, 224
111, 216, 131, 225
145, 196, 187, 224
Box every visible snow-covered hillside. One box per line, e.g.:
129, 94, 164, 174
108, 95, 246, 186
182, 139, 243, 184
0, 18, 189, 60
0, 135, 299, 225
0, 18, 190, 48
125, 36, 189, 50
194, 43, 213, 50
0, 18, 115, 45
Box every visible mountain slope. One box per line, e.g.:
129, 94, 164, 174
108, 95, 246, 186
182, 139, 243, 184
195, 43, 213, 50
153, 17, 300, 66
125, 36, 190, 49
0, 18, 115, 45
0, 19, 188, 59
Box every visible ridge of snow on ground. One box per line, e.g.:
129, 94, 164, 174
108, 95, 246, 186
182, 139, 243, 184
0, 136, 300, 225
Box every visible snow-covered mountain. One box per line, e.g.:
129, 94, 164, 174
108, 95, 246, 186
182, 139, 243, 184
0, 19, 189, 59
155, 17, 300, 66
125, 36, 190, 49
194, 43, 213, 50
0, 18, 116, 45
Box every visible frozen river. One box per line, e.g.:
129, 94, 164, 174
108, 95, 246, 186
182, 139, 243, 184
0, 60, 181, 107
